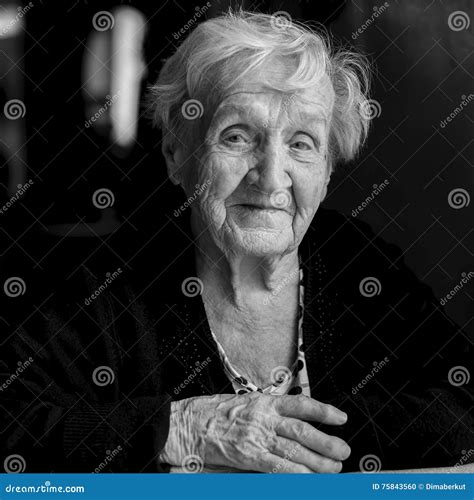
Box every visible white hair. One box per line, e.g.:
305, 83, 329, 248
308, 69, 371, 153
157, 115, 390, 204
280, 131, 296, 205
147, 9, 371, 168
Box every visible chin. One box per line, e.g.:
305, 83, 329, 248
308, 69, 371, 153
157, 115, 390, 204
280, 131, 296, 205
223, 226, 293, 257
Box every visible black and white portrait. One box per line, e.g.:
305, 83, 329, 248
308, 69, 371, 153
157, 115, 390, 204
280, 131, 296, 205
0, 0, 472, 477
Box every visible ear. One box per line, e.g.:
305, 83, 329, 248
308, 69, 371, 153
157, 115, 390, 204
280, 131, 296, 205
162, 135, 185, 186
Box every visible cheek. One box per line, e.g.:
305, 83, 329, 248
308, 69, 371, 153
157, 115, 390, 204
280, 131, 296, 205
292, 161, 328, 214
197, 150, 252, 202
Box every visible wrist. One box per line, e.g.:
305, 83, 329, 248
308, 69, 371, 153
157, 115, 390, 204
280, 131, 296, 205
158, 398, 203, 466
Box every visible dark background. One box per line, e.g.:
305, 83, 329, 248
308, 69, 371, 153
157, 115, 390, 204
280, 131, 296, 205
0, 0, 472, 338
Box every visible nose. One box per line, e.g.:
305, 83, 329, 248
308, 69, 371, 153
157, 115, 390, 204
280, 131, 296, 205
246, 139, 291, 199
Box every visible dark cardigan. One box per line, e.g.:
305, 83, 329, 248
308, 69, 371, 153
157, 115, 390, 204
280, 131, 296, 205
0, 208, 472, 472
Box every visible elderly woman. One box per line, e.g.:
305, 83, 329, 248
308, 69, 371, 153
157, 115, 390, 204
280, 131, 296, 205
148, 10, 369, 473
0, 10, 472, 474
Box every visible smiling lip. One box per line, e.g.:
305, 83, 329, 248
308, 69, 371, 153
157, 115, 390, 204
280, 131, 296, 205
238, 204, 283, 212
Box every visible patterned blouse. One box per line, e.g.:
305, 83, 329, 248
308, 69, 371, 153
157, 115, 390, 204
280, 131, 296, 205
209, 267, 311, 397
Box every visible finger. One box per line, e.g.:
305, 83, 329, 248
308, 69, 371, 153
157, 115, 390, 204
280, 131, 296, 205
275, 395, 348, 425
270, 436, 342, 473
251, 452, 314, 474
276, 417, 351, 461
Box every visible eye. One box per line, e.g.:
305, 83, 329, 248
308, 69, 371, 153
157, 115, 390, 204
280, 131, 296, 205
220, 126, 254, 150
224, 133, 247, 144
291, 140, 312, 151
290, 133, 317, 152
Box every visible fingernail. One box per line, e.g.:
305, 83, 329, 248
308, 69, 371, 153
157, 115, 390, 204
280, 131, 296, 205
338, 411, 348, 422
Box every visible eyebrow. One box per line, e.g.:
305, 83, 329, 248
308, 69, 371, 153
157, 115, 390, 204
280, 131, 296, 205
213, 104, 328, 125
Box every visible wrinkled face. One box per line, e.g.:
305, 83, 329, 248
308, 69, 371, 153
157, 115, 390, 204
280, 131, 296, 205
179, 63, 334, 258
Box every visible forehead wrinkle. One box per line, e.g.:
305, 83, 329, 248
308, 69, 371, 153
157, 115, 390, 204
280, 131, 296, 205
285, 107, 329, 129
209, 90, 332, 135
211, 94, 272, 124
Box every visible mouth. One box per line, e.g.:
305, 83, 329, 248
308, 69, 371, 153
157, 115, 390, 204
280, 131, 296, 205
236, 203, 290, 214
238, 204, 283, 213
